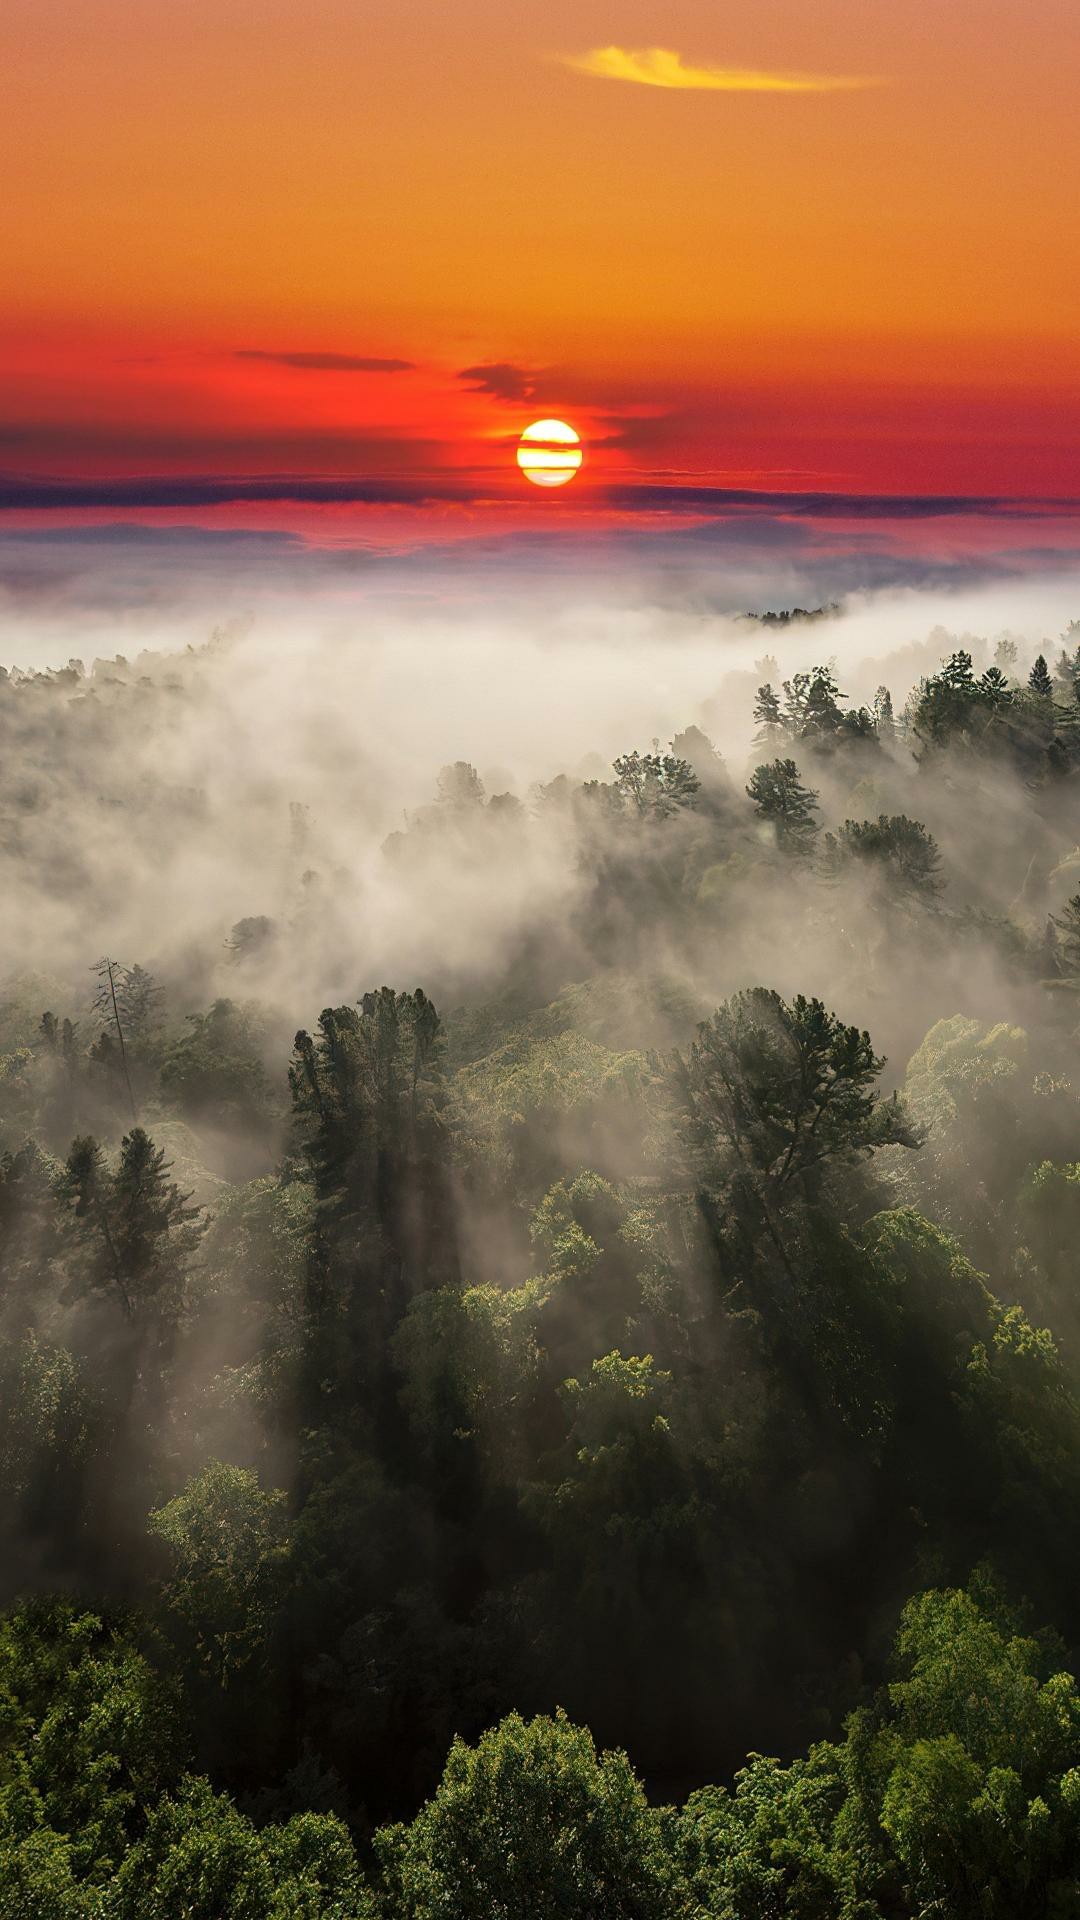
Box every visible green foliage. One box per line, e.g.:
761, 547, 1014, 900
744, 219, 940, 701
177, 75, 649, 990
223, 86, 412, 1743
0, 1602, 182, 1881
912, 645, 1072, 774
148, 1463, 290, 1690
290, 991, 450, 1264
828, 814, 943, 896
59, 1127, 203, 1334
0, 1140, 65, 1333
393, 1276, 547, 1485
912, 649, 983, 745
1030, 653, 1054, 698
450, 1028, 647, 1190
752, 683, 784, 750
745, 758, 820, 854
676, 1749, 866, 1919
0, 1336, 101, 1534
0, 1824, 102, 1919
11, 633, 1080, 1910
289, 989, 457, 1415
845, 1586, 1080, 1916
674, 989, 918, 1204
612, 749, 700, 820
159, 999, 271, 1131
896, 1014, 1080, 1268
107, 1776, 371, 1919
373, 1710, 685, 1920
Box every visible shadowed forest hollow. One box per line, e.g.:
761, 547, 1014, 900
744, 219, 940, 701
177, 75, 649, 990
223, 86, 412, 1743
6, 606, 1080, 1915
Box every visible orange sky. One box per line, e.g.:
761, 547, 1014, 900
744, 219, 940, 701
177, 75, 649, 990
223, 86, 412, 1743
3, 0, 1079, 526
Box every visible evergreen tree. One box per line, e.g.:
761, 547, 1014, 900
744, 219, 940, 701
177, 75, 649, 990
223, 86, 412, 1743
800, 664, 846, 741
746, 758, 820, 855
90, 958, 138, 1122
0, 1142, 64, 1338
612, 749, 700, 819
673, 988, 919, 1208
1052, 645, 1080, 696
781, 671, 813, 734
289, 989, 457, 1419
1028, 653, 1054, 698
914, 650, 982, 746
1050, 893, 1080, 974
977, 665, 1012, 708
873, 684, 895, 739
670, 726, 729, 804
752, 683, 784, 751
834, 814, 944, 897
120, 965, 164, 1040
61, 1129, 202, 1341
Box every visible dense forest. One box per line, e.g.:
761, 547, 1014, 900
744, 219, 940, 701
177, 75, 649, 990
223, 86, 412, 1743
6, 616, 1080, 1913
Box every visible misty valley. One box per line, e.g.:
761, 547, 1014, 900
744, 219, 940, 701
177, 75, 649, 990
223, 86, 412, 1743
6, 611, 1080, 1917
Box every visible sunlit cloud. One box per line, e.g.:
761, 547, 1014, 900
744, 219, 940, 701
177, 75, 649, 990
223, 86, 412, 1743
561, 46, 881, 93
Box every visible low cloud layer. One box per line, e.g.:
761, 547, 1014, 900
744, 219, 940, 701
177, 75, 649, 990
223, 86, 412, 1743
0, 560, 1076, 1106
3, 523, 1080, 647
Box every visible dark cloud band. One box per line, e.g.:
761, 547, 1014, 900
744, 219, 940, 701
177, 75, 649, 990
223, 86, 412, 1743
1, 471, 1077, 519
233, 351, 415, 373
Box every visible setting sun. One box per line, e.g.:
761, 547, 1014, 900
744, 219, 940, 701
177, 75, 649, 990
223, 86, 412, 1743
516, 418, 582, 488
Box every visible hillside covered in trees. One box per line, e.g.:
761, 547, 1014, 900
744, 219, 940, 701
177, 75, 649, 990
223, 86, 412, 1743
5, 617, 1080, 1913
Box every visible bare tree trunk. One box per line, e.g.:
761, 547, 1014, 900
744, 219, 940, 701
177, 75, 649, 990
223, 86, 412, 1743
106, 959, 138, 1124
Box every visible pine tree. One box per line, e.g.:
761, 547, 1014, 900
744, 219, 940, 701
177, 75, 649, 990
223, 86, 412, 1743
1053, 648, 1080, 697
746, 759, 820, 855
781, 672, 813, 734
61, 1129, 202, 1340
674, 988, 919, 1204
1050, 894, 1080, 974
913, 650, 982, 745
612, 749, 699, 819
873, 686, 895, 739
800, 664, 846, 740
289, 988, 457, 1421
752, 684, 784, 751
835, 815, 944, 896
90, 958, 137, 1122
941, 649, 977, 691
0, 1142, 65, 1336
1029, 654, 1054, 698
670, 726, 730, 804
120, 964, 164, 1039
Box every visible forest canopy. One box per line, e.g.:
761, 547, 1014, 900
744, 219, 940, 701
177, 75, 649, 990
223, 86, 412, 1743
3, 612, 1080, 1913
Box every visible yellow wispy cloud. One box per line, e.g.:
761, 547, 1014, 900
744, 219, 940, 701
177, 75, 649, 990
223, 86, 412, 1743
561, 46, 881, 93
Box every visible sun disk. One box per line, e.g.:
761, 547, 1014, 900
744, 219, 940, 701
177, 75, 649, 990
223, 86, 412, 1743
517, 418, 582, 488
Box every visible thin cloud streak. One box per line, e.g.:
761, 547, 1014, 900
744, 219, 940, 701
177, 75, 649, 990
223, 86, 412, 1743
233, 350, 415, 373
0, 473, 1076, 520
561, 46, 882, 93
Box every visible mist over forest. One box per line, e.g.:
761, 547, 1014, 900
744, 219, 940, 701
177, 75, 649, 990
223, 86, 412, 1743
6, 565, 1080, 1915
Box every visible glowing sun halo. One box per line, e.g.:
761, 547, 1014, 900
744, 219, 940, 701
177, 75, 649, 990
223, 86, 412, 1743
517, 418, 582, 488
